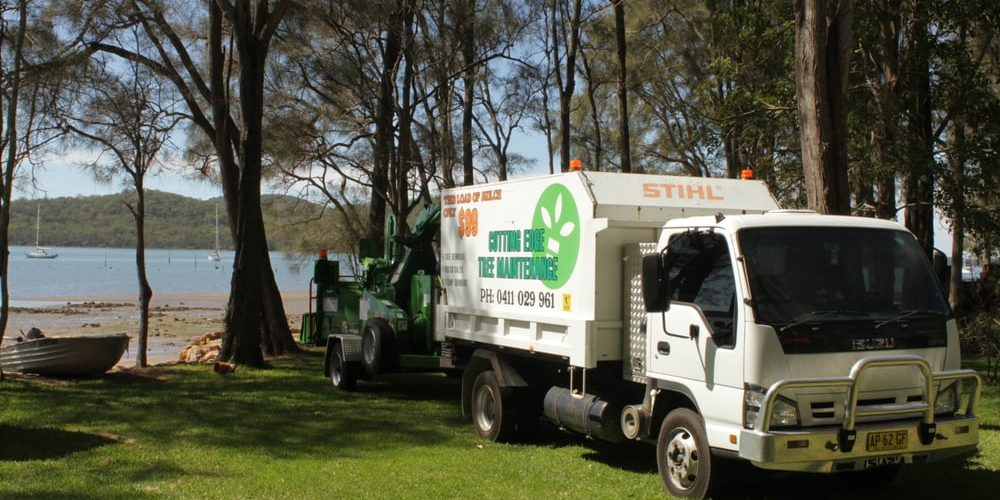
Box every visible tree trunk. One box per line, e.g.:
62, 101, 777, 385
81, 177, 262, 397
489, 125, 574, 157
370, 2, 401, 247
873, 0, 902, 220
259, 252, 296, 355
543, 0, 557, 175
0, 0, 27, 353
580, 50, 602, 171
558, 0, 583, 172
460, 0, 476, 186
903, 0, 934, 258
794, 0, 853, 214
438, 82, 457, 188
947, 95, 968, 311
219, 0, 290, 367
398, 0, 416, 213
133, 187, 153, 368
612, 0, 632, 173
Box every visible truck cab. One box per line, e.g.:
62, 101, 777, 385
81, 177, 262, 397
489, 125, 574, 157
641, 211, 980, 496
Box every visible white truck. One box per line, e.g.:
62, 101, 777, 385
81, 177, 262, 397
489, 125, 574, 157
434, 170, 981, 497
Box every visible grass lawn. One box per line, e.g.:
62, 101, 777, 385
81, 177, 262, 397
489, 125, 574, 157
0, 350, 997, 499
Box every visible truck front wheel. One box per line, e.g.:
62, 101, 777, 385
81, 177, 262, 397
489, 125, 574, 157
657, 408, 717, 498
471, 370, 515, 442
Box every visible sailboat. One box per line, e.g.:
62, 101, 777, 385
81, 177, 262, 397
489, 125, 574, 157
208, 205, 222, 262
25, 205, 58, 259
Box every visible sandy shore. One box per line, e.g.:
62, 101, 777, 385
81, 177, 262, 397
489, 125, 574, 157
1, 291, 310, 367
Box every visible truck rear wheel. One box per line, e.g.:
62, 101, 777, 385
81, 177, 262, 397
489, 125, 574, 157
657, 408, 717, 498
471, 370, 516, 442
329, 350, 357, 391
362, 318, 393, 377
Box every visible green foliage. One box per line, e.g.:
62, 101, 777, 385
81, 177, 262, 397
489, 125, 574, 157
0, 353, 997, 498
579, 1, 802, 204
9, 191, 344, 251
961, 270, 1000, 381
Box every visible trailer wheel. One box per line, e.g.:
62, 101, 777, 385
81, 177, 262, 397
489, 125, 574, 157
657, 408, 716, 498
362, 318, 393, 377
329, 350, 357, 391
471, 370, 515, 442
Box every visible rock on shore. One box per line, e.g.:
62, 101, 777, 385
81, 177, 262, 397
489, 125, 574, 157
178, 332, 224, 363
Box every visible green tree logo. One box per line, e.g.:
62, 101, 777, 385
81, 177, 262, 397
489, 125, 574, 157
532, 183, 580, 289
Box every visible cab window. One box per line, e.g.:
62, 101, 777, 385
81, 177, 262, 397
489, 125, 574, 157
663, 231, 737, 347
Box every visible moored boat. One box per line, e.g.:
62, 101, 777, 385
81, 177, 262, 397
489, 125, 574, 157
208, 205, 222, 262
25, 246, 58, 259
25, 205, 58, 259
0, 333, 129, 376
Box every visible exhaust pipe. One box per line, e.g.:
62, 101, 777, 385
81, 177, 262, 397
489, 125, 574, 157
543, 387, 624, 443
620, 404, 650, 440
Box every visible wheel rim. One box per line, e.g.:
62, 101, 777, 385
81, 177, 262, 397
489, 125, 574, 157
363, 329, 376, 365
474, 383, 496, 432
331, 354, 343, 385
665, 426, 700, 491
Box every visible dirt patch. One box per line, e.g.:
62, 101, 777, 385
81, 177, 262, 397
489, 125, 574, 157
3, 291, 309, 368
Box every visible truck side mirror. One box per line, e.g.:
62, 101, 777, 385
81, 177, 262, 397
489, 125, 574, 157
642, 253, 670, 312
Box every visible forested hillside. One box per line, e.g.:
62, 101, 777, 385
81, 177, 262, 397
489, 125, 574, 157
9, 191, 337, 251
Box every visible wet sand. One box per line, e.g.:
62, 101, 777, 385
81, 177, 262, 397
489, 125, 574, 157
1, 291, 310, 367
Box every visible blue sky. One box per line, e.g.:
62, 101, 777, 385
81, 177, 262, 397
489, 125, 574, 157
13, 161, 222, 201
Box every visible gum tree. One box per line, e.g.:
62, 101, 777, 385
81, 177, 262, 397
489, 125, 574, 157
61, 34, 181, 367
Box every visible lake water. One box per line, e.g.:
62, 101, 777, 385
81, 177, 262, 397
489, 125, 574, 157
5, 246, 310, 306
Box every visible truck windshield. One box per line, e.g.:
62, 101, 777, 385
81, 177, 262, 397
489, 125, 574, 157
738, 227, 949, 327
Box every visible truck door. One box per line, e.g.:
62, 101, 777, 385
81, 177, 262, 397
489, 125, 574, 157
646, 230, 743, 390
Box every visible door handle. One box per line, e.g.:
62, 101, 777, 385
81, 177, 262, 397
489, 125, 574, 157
657, 341, 670, 355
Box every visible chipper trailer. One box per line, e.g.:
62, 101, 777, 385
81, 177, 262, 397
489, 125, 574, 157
314, 170, 982, 498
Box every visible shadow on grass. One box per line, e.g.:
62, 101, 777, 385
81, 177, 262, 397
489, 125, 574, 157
692, 453, 997, 500
0, 425, 116, 461
531, 423, 658, 474
7, 354, 470, 461
0, 493, 101, 500
359, 372, 463, 403
531, 423, 996, 499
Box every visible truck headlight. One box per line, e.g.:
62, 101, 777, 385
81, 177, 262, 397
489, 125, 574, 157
935, 382, 960, 415
744, 385, 800, 430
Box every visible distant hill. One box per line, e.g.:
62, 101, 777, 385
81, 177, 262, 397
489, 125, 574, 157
9, 191, 339, 251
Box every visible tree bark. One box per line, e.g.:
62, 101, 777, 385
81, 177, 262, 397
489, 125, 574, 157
133, 186, 153, 368
0, 0, 28, 353
398, 0, 416, 214
370, 1, 401, 248
903, 0, 934, 258
459, 0, 476, 186
794, 0, 853, 215
558, 0, 583, 172
612, 0, 632, 173
218, 0, 291, 367
873, 0, 902, 220
580, 49, 602, 171
437, 82, 457, 189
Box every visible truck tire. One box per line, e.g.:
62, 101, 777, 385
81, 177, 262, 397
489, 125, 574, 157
362, 318, 393, 377
657, 408, 718, 498
471, 370, 516, 442
329, 350, 357, 391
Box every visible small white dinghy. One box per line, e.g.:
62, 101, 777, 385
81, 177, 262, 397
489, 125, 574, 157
0, 329, 129, 377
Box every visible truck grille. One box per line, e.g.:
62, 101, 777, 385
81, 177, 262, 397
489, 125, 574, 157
805, 393, 925, 423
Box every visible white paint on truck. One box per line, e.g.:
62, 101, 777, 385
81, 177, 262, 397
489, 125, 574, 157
435, 171, 779, 367
437, 170, 981, 495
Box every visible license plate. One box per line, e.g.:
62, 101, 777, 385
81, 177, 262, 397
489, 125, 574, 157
864, 456, 903, 469
865, 430, 908, 452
